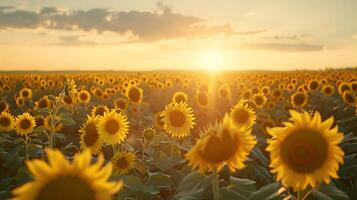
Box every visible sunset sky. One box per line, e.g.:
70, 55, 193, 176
0, 0, 357, 71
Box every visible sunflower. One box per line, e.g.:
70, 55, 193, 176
172, 91, 188, 104
321, 85, 334, 96
126, 85, 143, 104
186, 114, 256, 173
97, 110, 129, 145
12, 148, 123, 200
308, 80, 319, 91
143, 126, 157, 141
14, 112, 36, 135
195, 90, 209, 108
79, 116, 102, 154
77, 90, 91, 104
111, 151, 136, 175
229, 102, 256, 129
252, 93, 267, 108
91, 105, 109, 118
44, 116, 64, 132
161, 102, 195, 138
338, 82, 350, 94
0, 112, 14, 132
291, 92, 308, 108
35, 96, 52, 109
64, 78, 78, 99
266, 110, 344, 191
20, 88, 33, 99
113, 98, 128, 112
342, 91, 356, 106
16, 97, 25, 107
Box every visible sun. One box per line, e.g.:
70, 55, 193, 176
201, 50, 224, 71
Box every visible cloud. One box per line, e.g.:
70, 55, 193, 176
240, 42, 324, 52
49, 35, 100, 46
0, 5, 265, 42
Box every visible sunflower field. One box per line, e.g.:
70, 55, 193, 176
0, 70, 356, 200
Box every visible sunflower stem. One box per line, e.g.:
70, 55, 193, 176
49, 88, 65, 148
24, 135, 30, 160
212, 169, 220, 200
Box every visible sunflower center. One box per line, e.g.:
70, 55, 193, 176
128, 88, 140, 103
22, 90, 29, 97
0, 117, 11, 127
84, 123, 99, 146
95, 107, 106, 116
324, 87, 332, 94
116, 100, 126, 110
63, 96, 73, 104
200, 130, 238, 163
20, 119, 31, 130
219, 88, 229, 98
310, 81, 319, 90
35, 176, 95, 200
293, 93, 306, 106
80, 93, 88, 101
169, 110, 186, 127
114, 157, 129, 169
105, 119, 120, 134
254, 96, 264, 105
38, 99, 48, 108
234, 109, 249, 124
281, 129, 328, 173
175, 95, 185, 103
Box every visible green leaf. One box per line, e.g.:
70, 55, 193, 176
249, 182, 282, 200
311, 183, 349, 200
146, 172, 171, 188
339, 164, 357, 178
59, 114, 76, 125
229, 177, 256, 198
123, 175, 159, 195
33, 108, 52, 115
220, 187, 249, 200
174, 171, 213, 199
341, 142, 357, 155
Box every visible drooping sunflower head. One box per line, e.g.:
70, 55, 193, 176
126, 85, 143, 104
77, 90, 91, 104
97, 110, 129, 145
186, 114, 256, 173
91, 105, 109, 118
291, 92, 308, 108
79, 116, 102, 155
266, 110, 344, 191
35, 96, 52, 109
0, 112, 14, 132
12, 148, 123, 200
111, 151, 136, 176
14, 112, 36, 135
161, 102, 195, 138
230, 102, 256, 129
64, 78, 78, 99
172, 91, 188, 104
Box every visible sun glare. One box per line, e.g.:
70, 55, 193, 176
201, 50, 224, 71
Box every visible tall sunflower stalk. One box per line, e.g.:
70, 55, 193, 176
48, 79, 77, 148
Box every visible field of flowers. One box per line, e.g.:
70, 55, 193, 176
0, 70, 356, 200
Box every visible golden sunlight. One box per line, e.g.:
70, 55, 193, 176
201, 49, 224, 71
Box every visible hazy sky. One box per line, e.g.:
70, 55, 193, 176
0, 0, 356, 71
